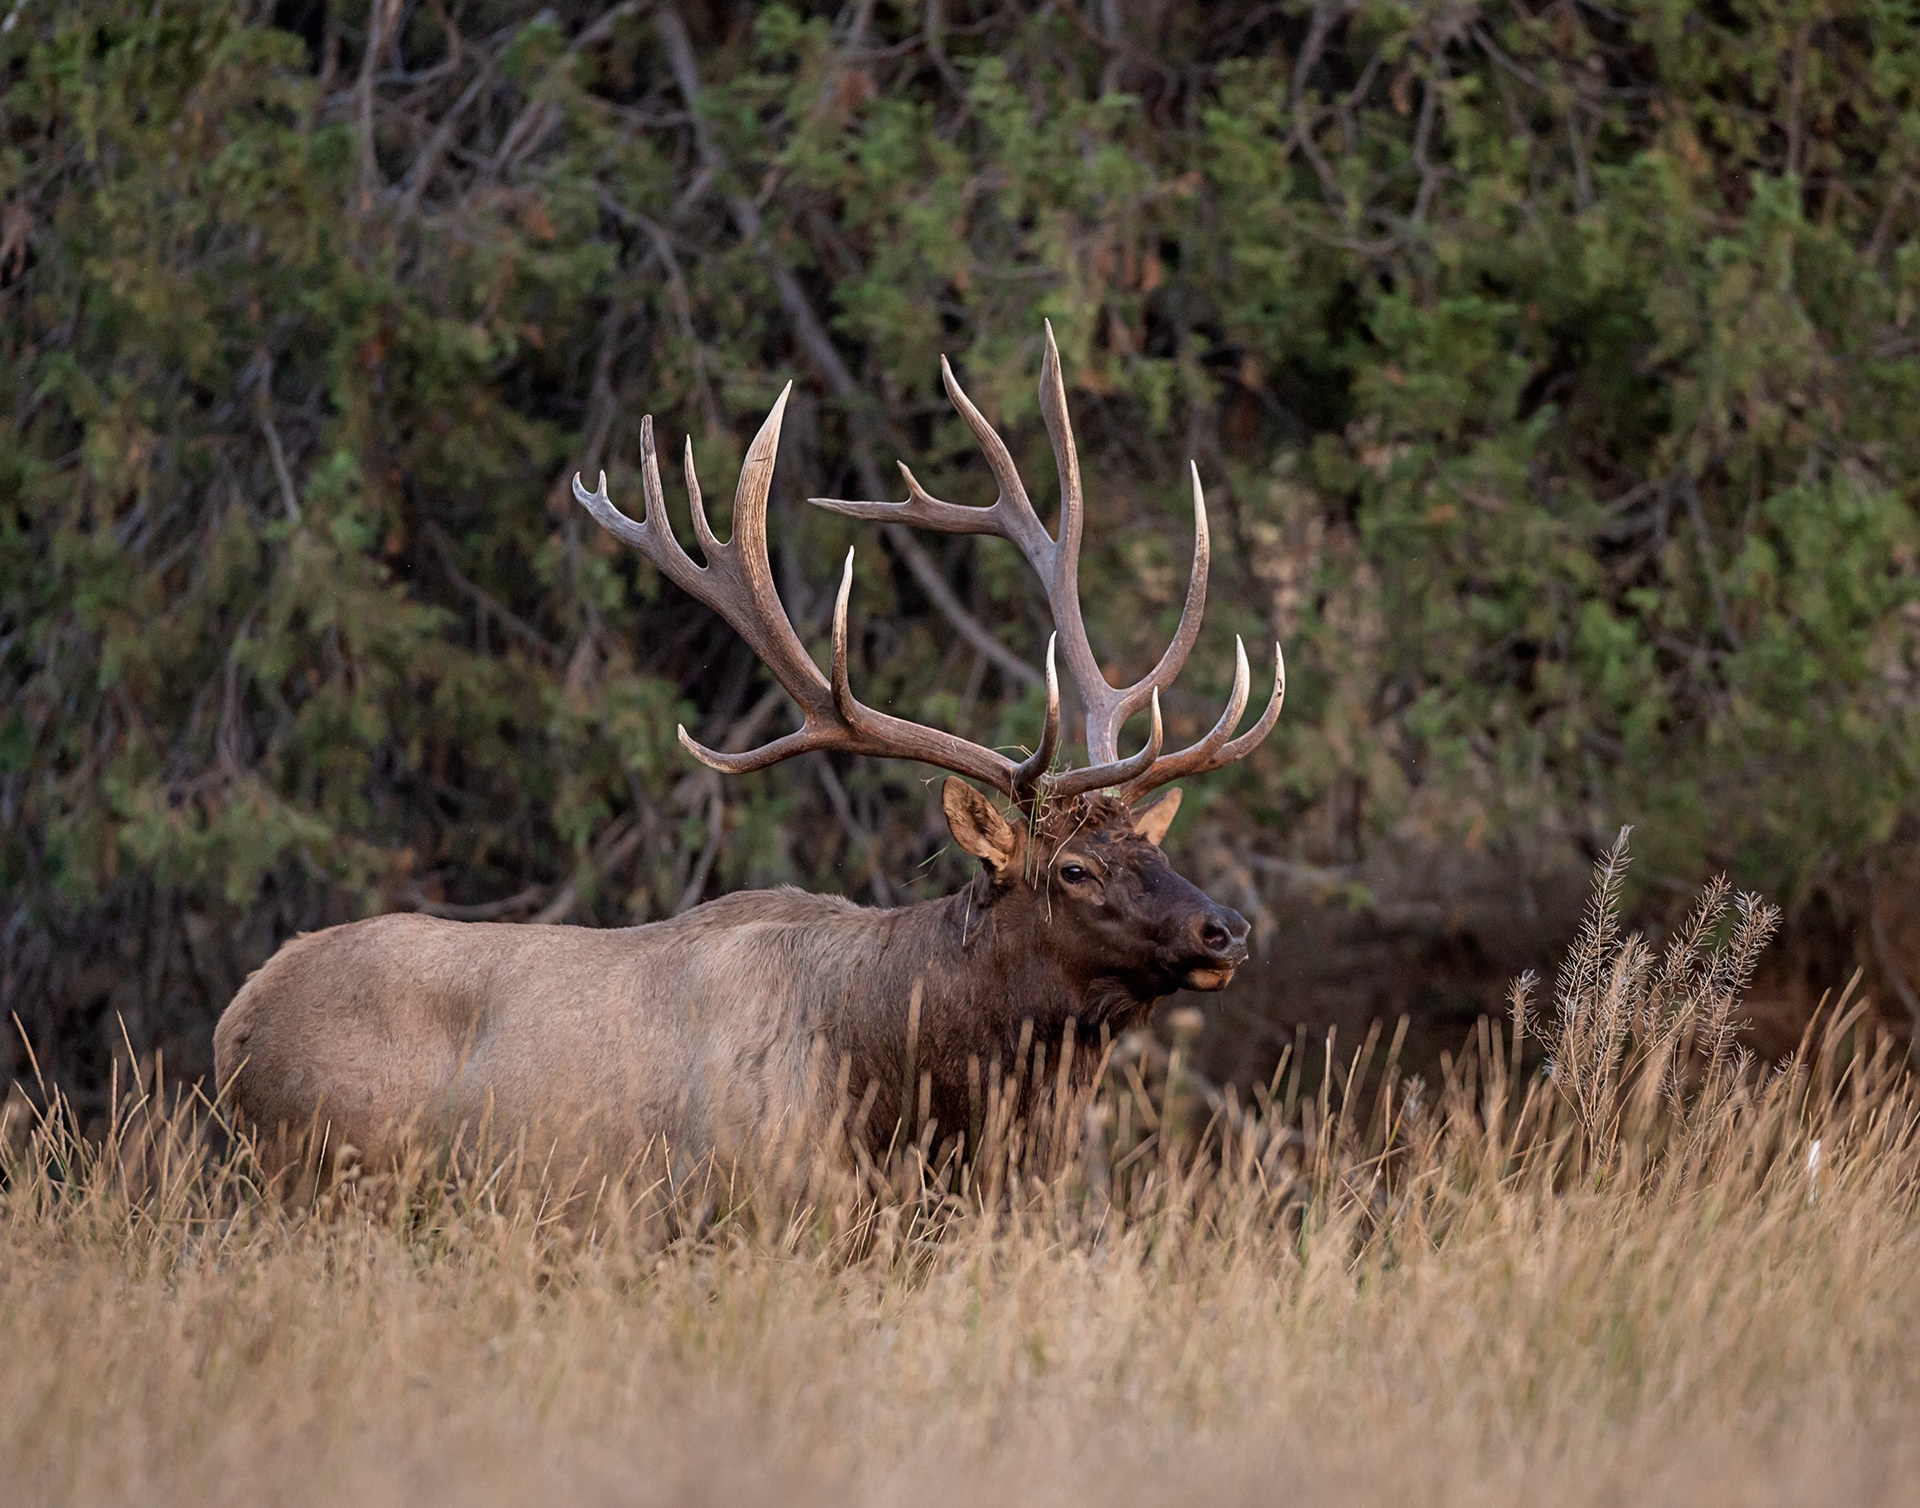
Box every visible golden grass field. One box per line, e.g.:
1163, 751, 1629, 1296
6, 837, 1920, 1508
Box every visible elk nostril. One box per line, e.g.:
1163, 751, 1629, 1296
1201, 920, 1232, 954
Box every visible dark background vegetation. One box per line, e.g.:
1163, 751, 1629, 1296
6, 0, 1920, 1106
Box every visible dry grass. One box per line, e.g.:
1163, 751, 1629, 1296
7, 833, 1920, 1508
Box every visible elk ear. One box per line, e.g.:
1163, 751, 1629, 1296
1130, 788, 1183, 847
942, 778, 1020, 876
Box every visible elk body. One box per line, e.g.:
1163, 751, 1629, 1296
214, 326, 1283, 1168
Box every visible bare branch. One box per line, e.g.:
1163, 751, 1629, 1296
1679, 475, 1741, 649
596, 193, 722, 431
398, 53, 495, 216
251, 356, 302, 525
652, 0, 1040, 692
357, 0, 402, 201
426, 524, 565, 664
1290, 0, 1353, 211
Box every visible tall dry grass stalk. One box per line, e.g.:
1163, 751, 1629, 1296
6, 834, 1919, 1507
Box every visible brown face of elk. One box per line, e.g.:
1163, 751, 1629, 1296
942, 780, 1251, 999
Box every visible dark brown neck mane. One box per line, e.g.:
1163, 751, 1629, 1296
807, 874, 1156, 1148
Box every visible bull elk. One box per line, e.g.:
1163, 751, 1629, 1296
214, 325, 1283, 1169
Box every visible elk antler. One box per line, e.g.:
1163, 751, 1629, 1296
573, 386, 1061, 802
810, 322, 1284, 803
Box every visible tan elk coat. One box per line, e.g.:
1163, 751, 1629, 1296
214, 325, 1277, 1173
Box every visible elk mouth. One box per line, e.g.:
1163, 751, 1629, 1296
1182, 963, 1240, 991
1180, 909, 1249, 991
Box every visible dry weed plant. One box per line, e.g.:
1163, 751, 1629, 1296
5, 834, 1920, 1508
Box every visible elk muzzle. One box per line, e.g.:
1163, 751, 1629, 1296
1182, 902, 1250, 991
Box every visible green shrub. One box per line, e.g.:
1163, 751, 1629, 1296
4, 1, 1917, 1090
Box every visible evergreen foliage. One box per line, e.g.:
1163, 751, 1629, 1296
5, 0, 1918, 1091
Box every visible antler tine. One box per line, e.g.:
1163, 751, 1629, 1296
1043, 687, 1162, 800
1062, 458, 1213, 769
808, 357, 1054, 562
577, 387, 828, 704
1118, 642, 1286, 802
806, 343, 1109, 773
1028, 320, 1132, 762
683, 434, 721, 561
828, 546, 859, 726
573, 418, 704, 601
1036, 320, 1085, 565
1116, 635, 1249, 803
677, 721, 823, 775
939, 353, 1057, 558
815, 545, 1034, 796
1009, 634, 1061, 803
1211, 640, 1285, 763
808, 460, 999, 538
1123, 461, 1210, 712
719, 384, 823, 691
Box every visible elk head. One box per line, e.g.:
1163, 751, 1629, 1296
573, 321, 1282, 1002
942, 781, 1251, 1002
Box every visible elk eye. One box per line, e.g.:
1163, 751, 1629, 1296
1059, 864, 1090, 884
